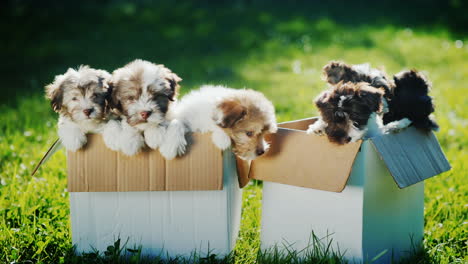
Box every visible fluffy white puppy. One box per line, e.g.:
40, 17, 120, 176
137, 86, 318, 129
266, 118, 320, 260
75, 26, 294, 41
105, 59, 183, 156
160, 85, 277, 160
45, 66, 112, 151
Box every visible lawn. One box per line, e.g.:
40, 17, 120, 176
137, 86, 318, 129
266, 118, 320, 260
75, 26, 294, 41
0, 1, 467, 263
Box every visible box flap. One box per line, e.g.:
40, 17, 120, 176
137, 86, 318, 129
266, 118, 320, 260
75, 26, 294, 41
67, 133, 225, 192
31, 138, 62, 176
249, 118, 362, 192
370, 127, 451, 188
235, 158, 251, 188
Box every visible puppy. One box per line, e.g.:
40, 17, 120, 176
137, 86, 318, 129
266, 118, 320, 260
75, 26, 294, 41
106, 59, 182, 156
160, 85, 277, 160
322, 61, 438, 132
307, 81, 385, 144
45, 66, 112, 151
384, 70, 439, 131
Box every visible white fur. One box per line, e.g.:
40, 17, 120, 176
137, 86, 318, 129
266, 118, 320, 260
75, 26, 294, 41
382, 118, 412, 134
348, 122, 367, 142
159, 119, 187, 159
162, 86, 236, 156
163, 85, 275, 159
306, 119, 327, 135
102, 119, 122, 151
58, 116, 89, 152
119, 119, 146, 156
144, 123, 167, 150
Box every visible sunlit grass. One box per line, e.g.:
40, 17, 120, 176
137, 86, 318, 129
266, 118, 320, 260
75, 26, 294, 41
0, 1, 467, 263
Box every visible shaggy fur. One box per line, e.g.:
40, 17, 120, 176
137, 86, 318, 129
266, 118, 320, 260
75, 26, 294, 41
160, 85, 277, 160
385, 70, 439, 131
307, 82, 385, 144
322, 61, 438, 132
104, 59, 183, 156
323, 61, 393, 96
45, 66, 112, 151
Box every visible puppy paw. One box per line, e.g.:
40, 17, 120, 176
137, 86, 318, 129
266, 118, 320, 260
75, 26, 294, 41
59, 129, 87, 152
120, 130, 145, 156
144, 125, 166, 149
382, 118, 412, 134
212, 130, 231, 150
102, 120, 122, 151
307, 121, 326, 136
159, 120, 187, 160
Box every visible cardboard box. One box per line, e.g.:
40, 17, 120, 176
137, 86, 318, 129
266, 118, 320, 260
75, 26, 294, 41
248, 117, 451, 264
65, 134, 249, 257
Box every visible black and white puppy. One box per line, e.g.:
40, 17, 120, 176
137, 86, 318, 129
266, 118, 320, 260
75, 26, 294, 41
307, 61, 434, 144
322, 61, 438, 132
307, 81, 387, 144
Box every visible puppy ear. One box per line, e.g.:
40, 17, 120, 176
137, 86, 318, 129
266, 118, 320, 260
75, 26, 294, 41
357, 85, 384, 112
215, 100, 247, 128
314, 90, 331, 110
165, 73, 182, 101
107, 81, 123, 114
45, 74, 66, 112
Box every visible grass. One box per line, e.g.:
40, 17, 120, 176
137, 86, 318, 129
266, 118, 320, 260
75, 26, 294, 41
0, 1, 467, 263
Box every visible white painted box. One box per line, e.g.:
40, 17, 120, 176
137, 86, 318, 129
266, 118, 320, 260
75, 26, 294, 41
63, 134, 248, 258
249, 117, 451, 263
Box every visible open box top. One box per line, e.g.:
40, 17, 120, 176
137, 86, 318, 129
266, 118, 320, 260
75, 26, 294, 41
249, 117, 451, 192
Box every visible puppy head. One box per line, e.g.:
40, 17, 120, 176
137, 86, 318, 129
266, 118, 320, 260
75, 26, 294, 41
214, 90, 277, 160
322, 61, 367, 85
315, 82, 383, 144
45, 66, 111, 122
323, 61, 393, 96
110, 59, 181, 128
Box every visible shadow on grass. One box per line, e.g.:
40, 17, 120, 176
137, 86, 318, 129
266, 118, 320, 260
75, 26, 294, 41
0, 0, 467, 107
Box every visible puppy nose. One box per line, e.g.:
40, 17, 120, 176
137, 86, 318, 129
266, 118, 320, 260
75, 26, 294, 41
140, 111, 152, 120
256, 149, 265, 156
83, 108, 93, 116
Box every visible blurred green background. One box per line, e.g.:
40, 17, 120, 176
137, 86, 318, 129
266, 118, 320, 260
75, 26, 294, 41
0, 1, 467, 263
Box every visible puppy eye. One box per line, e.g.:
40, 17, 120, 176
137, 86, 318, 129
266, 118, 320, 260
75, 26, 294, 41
72, 97, 78, 101
246, 131, 254, 137
127, 96, 135, 101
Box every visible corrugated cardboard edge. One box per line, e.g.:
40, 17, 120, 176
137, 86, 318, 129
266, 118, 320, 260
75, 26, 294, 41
67, 133, 225, 192
369, 127, 451, 189
34, 133, 250, 192
248, 117, 362, 192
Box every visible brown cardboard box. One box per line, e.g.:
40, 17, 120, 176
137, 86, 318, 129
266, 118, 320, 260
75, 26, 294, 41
247, 117, 450, 192
249, 117, 362, 192
65, 133, 250, 192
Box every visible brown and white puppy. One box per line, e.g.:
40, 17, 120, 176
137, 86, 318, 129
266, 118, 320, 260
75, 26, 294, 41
307, 81, 385, 144
45, 66, 112, 151
160, 85, 277, 160
105, 59, 182, 156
